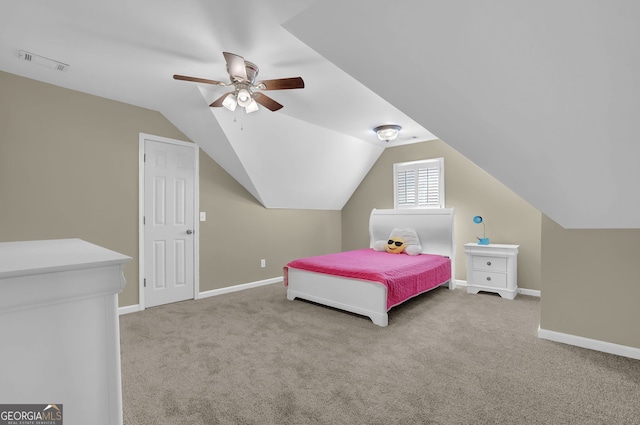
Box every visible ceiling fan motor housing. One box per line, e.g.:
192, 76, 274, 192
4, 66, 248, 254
243, 61, 259, 84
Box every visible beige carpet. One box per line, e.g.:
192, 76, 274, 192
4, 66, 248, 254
119, 283, 640, 424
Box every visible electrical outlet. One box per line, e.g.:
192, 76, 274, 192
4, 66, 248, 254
260, 259, 266, 268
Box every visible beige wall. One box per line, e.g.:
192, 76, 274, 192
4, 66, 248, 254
541, 215, 640, 348
5, 71, 637, 352
343, 140, 640, 350
198, 155, 341, 290
0, 71, 341, 307
342, 140, 542, 291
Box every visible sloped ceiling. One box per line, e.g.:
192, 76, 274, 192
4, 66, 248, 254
1, 1, 638, 228
0, 0, 435, 212
285, 0, 640, 229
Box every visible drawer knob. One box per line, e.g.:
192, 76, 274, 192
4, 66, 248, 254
486, 261, 492, 266
486, 276, 492, 281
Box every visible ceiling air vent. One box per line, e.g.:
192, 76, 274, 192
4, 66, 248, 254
19, 50, 69, 72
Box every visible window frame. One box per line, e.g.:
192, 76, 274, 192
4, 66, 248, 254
393, 157, 445, 209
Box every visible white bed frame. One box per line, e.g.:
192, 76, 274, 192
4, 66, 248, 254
287, 208, 456, 326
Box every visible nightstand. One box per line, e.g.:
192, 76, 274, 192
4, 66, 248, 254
464, 243, 519, 299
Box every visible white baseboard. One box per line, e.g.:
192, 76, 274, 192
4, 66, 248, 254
454, 280, 540, 297
198, 277, 283, 300
538, 326, 640, 360
118, 304, 141, 315
117, 277, 283, 315
518, 288, 541, 297
120, 279, 532, 314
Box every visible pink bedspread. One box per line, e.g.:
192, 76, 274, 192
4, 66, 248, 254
285, 249, 451, 310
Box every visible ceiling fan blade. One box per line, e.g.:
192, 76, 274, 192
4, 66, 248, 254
253, 92, 283, 111
209, 92, 232, 107
223, 51, 248, 82
173, 74, 226, 86
257, 77, 305, 90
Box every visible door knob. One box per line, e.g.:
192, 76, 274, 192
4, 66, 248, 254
186, 229, 193, 235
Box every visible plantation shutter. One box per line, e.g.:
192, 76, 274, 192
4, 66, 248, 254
394, 158, 444, 209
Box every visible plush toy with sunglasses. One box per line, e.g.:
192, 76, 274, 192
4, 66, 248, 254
373, 228, 422, 256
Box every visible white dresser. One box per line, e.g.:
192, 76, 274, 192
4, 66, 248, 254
0, 239, 131, 425
464, 243, 519, 299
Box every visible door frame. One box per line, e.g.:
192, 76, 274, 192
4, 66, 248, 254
138, 133, 200, 310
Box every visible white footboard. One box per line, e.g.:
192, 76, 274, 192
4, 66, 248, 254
287, 268, 389, 326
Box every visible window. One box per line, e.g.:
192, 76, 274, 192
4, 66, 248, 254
393, 158, 445, 209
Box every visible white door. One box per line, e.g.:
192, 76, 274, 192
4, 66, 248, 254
143, 138, 196, 308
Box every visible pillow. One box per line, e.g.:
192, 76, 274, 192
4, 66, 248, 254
373, 228, 422, 255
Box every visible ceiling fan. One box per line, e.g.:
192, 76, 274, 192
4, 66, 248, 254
173, 51, 304, 113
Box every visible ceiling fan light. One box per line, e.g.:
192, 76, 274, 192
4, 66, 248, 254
237, 89, 252, 107
374, 124, 402, 142
244, 99, 259, 113
222, 94, 237, 111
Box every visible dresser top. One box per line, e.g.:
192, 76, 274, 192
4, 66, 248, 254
0, 238, 131, 279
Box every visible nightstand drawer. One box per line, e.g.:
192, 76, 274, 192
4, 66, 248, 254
471, 271, 507, 288
472, 255, 507, 272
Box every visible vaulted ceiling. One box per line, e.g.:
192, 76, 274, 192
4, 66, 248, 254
1, 1, 638, 228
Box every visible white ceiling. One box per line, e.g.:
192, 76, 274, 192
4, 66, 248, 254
0, 0, 435, 212
1, 1, 639, 228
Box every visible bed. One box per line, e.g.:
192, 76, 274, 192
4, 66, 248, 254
284, 208, 455, 326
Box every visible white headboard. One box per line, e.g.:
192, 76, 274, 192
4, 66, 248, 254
369, 208, 455, 259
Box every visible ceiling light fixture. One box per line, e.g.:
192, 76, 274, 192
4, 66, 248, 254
236, 89, 252, 107
244, 99, 259, 113
222, 94, 237, 111
374, 124, 402, 142
223, 88, 258, 114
